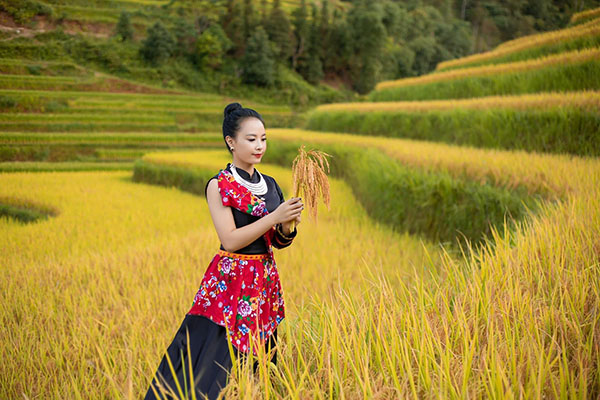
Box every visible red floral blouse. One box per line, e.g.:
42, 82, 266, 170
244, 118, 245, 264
187, 168, 288, 356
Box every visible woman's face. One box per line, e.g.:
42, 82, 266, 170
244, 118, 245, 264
227, 117, 266, 167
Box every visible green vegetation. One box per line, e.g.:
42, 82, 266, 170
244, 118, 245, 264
2, 0, 593, 101
115, 11, 134, 41
132, 158, 216, 196
0, 0, 53, 24
0, 202, 53, 223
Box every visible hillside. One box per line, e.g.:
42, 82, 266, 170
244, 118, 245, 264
2, 0, 598, 100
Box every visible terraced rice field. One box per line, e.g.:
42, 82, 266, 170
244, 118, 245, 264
1, 5, 600, 399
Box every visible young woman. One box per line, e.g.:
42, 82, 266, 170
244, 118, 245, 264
144, 102, 303, 400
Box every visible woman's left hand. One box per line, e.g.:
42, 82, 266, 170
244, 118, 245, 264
282, 215, 300, 234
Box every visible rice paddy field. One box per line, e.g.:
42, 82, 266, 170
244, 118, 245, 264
2, 4, 600, 400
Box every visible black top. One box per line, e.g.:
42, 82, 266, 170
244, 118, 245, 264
204, 164, 297, 254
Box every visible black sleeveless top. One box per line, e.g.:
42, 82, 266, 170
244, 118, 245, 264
204, 164, 296, 254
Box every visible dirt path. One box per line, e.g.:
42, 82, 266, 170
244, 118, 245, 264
0, 11, 114, 41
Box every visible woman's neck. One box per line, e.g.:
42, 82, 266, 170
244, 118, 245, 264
232, 158, 255, 177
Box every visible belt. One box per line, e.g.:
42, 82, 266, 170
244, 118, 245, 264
217, 249, 269, 261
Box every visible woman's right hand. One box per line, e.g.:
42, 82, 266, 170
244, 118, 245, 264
272, 197, 303, 224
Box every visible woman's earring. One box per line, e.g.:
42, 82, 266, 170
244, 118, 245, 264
230, 147, 234, 151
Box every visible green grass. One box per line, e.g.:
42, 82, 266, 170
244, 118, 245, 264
0, 59, 90, 76
0, 42, 67, 60
0, 202, 53, 223
132, 158, 219, 197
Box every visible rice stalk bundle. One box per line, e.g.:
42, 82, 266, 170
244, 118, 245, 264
290, 145, 331, 231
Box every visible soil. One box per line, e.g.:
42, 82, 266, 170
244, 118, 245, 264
0, 12, 142, 41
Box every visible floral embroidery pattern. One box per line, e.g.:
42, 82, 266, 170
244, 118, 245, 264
187, 168, 285, 356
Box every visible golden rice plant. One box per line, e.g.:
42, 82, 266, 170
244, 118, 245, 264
377, 47, 600, 90
436, 18, 600, 71
2, 138, 600, 397
0, 160, 444, 399
102, 147, 600, 397
316, 90, 600, 112
289, 145, 332, 230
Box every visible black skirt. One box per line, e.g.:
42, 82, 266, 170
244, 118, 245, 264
144, 314, 278, 400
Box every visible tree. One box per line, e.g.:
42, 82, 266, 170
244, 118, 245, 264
348, 3, 386, 93
318, 0, 331, 61
409, 35, 437, 75
241, 26, 275, 86
324, 9, 352, 75
222, 0, 245, 57
115, 11, 133, 41
302, 3, 323, 84
173, 19, 196, 58
139, 21, 175, 65
435, 18, 472, 60
265, 0, 294, 64
291, 0, 309, 70
243, 0, 259, 40
193, 24, 232, 69
381, 1, 402, 39
260, 0, 268, 27
391, 44, 416, 78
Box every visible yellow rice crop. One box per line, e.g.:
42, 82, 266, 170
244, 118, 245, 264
436, 17, 600, 71
316, 90, 600, 112
1, 135, 599, 397
0, 158, 445, 398
570, 6, 600, 24
377, 47, 600, 90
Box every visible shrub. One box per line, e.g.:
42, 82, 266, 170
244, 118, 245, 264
139, 21, 175, 65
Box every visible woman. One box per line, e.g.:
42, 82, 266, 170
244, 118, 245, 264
144, 102, 303, 400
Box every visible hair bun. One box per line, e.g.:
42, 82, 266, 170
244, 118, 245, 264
224, 102, 242, 118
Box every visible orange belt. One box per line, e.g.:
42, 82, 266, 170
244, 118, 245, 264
217, 249, 269, 261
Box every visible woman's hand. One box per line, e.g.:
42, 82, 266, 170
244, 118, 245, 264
272, 197, 303, 225
282, 213, 300, 235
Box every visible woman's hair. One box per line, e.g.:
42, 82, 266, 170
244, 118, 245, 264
222, 102, 265, 154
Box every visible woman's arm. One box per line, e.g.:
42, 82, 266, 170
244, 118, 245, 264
206, 178, 302, 252
272, 179, 300, 248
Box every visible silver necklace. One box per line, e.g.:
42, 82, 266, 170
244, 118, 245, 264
229, 162, 268, 196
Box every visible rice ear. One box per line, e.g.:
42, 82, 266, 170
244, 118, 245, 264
290, 146, 332, 228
